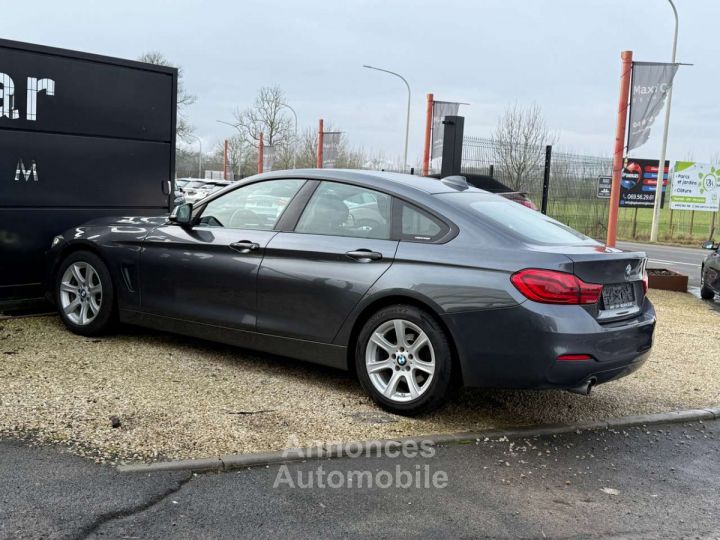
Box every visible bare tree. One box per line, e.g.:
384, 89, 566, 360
231, 86, 293, 147
491, 103, 555, 192
138, 51, 196, 142
209, 136, 257, 179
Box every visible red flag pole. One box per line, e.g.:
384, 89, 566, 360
422, 93, 433, 176
223, 139, 228, 180
316, 119, 324, 168
257, 132, 264, 174
606, 50, 633, 248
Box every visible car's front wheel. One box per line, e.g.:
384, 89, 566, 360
700, 267, 715, 300
56, 251, 116, 336
356, 305, 453, 416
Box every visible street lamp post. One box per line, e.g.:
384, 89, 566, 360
216, 119, 240, 133
650, 0, 679, 242
280, 103, 299, 169
362, 64, 411, 172
187, 134, 202, 178
217, 120, 244, 179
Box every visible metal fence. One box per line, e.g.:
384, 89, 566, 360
460, 136, 717, 244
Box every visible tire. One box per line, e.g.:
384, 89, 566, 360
55, 250, 116, 336
355, 304, 454, 416
700, 267, 715, 300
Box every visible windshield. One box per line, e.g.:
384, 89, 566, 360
185, 181, 207, 190
440, 192, 598, 245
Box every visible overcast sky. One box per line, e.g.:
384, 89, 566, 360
5, 0, 719, 165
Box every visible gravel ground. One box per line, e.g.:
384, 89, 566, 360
0, 290, 718, 464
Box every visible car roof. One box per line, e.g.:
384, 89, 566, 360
249, 168, 486, 197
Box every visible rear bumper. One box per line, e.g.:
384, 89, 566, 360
442, 298, 656, 390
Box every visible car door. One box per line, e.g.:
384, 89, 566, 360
139, 178, 306, 329
257, 180, 399, 343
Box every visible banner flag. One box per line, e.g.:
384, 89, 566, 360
322, 132, 342, 168
430, 101, 461, 160
263, 145, 275, 172
627, 62, 678, 152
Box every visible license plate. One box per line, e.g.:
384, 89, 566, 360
602, 283, 636, 310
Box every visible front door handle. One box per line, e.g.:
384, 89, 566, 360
346, 249, 382, 262
229, 240, 260, 253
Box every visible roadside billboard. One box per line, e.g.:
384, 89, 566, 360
669, 161, 720, 212
619, 158, 669, 208
597, 176, 611, 198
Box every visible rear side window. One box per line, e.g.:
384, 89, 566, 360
439, 193, 597, 245
295, 181, 391, 239
401, 204, 446, 242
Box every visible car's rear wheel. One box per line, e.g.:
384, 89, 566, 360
356, 305, 453, 416
56, 251, 116, 336
700, 268, 715, 299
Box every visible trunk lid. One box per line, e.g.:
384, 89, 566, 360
530, 244, 648, 322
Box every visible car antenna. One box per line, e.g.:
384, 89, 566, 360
440, 175, 469, 191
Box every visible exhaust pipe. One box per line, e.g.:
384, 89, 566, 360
566, 377, 596, 396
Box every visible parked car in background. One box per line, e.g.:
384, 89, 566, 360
701, 239, 720, 300
46, 170, 654, 415
434, 174, 538, 210
462, 174, 539, 210
181, 180, 232, 204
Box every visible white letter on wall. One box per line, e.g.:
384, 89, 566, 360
0, 73, 19, 119
26, 77, 55, 121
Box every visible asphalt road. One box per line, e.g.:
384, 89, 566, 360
3, 419, 720, 539
616, 240, 709, 287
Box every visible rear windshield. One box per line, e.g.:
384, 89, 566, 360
439, 192, 598, 245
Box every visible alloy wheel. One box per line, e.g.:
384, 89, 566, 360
60, 262, 103, 325
365, 318, 436, 403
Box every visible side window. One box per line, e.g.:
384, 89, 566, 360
197, 179, 305, 230
295, 182, 391, 240
401, 204, 447, 242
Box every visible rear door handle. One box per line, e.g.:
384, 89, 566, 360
229, 241, 260, 253
346, 249, 382, 262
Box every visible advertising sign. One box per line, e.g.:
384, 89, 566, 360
597, 176, 611, 198
670, 162, 720, 212
619, 158, 669, 208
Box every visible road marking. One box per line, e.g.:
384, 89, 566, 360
648, 259, 700, 267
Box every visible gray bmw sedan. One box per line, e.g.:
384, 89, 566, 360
47, 170, 655, 415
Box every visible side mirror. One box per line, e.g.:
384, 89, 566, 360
169, 203, 193, 226
701, 240, 717, 250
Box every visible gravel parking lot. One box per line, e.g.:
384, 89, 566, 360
1, 290, 718, 464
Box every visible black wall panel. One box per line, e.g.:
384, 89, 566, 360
0, 39, 177, 296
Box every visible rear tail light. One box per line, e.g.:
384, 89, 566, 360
518, 199, 538, 211
642, 269, 648, 294
510, 269, 602, 305
557, 354, 594, 361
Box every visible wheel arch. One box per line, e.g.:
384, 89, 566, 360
47, 241, 113, 302
342, 292, 463, 385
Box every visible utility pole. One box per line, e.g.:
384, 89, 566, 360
606, 51, 634, 248
649, 0, 679, 242
362, 65, 411, 172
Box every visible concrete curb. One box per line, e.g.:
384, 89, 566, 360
117, 407, 719, 474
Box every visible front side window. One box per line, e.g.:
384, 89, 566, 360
295, 182, 391, 239
197, 179, 305, 230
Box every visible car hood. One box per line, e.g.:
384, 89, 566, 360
80, 214, 170, 228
